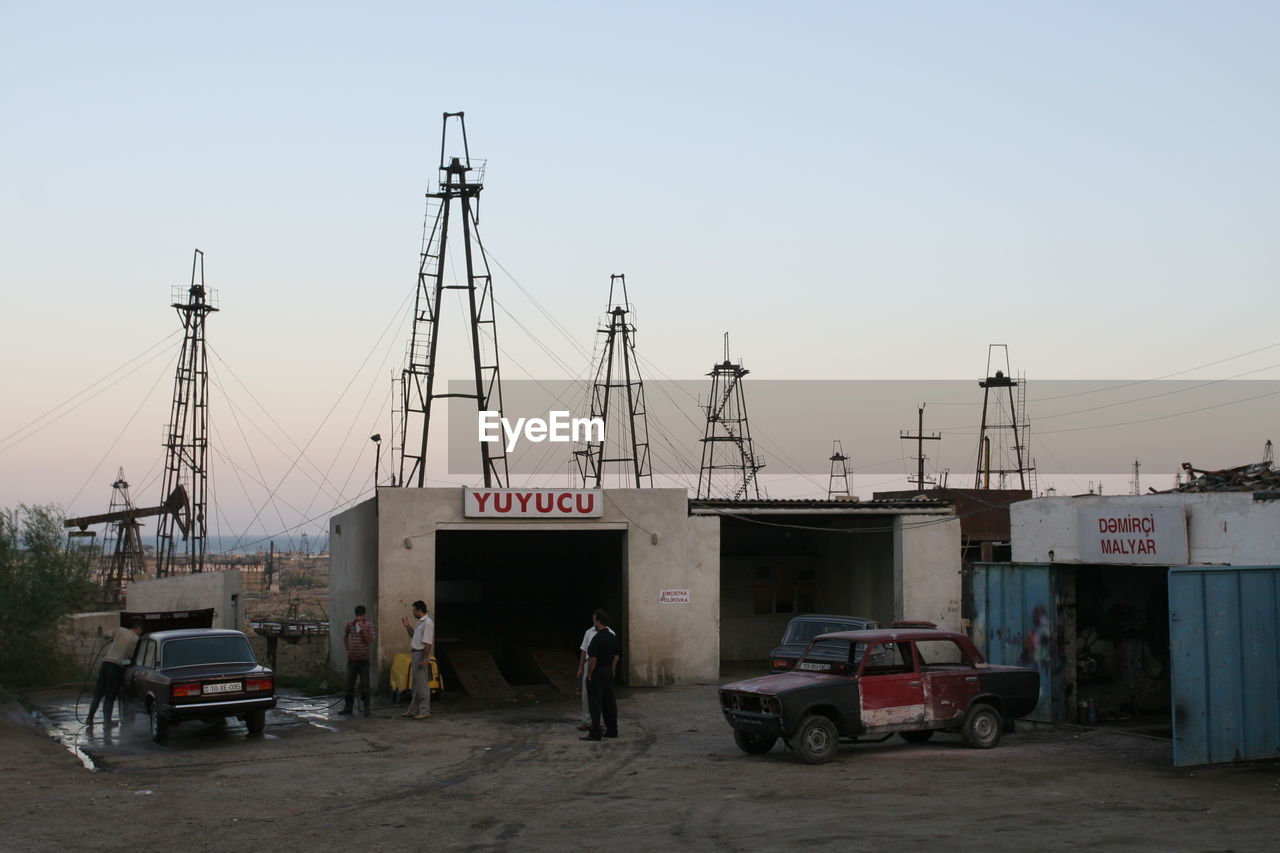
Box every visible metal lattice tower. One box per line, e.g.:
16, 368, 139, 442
973, 344, 1034, 490
573, 274, 652, 488
157, 249, 216, 576
399, 111, 508, 489
827, 441, 851, 499
97, 469, 146, 603
697, 335, 764, 500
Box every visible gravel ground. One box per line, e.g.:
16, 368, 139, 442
4, 677, 1279, 852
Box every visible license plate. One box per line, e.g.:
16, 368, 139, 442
797, 662, 830, 671
203, 681, 242, 694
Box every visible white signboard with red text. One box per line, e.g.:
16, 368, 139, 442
1077, 505, 1188, 565
464, 488, 604, 518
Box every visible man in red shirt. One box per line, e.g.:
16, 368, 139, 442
340, 605, 377, 716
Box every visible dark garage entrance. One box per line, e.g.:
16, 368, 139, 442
434, 529, 627, 691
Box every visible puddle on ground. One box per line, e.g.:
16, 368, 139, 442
28, 690, 352, 768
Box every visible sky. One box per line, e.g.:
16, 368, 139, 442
2, 1, 1278, 549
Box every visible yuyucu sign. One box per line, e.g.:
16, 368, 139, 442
1077, 505, 1188, 565
464, 488, 604, 518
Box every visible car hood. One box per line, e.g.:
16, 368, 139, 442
721, 671, 846, 695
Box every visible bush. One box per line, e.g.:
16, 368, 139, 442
0, 505, 97, 686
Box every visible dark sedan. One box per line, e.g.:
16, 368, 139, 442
769, 614, 879, 672
122, 628, 275, 743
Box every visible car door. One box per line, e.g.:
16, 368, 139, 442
856, 640, 926, 731
123, 637, 158, 709
914, 638, 981, 725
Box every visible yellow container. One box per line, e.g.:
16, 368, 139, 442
390, 652, 442, 699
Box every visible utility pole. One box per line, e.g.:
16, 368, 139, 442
899, 405, 941, 492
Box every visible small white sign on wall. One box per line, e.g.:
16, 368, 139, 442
659, 589, 690, 604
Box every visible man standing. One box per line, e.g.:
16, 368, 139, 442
86, 620, 142, 727
576, 613, 615, 731
340, 605, 377, 716
581, 608, 620, 741
401, 600, 433, 720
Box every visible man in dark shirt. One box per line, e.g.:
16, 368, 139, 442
581, 608, 620, 741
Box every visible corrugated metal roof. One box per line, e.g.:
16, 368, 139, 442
689, 497, 952, 511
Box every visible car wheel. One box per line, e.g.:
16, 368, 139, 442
245, 709, 266, 735
961, 704, 1002, 749
148, 703, 169, 744
793, 715, 839, 765
899, 729, 935, 744
733, 730, 778, 755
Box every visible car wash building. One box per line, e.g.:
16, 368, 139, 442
328, 488, 961, 691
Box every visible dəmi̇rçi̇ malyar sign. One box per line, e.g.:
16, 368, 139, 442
1077, 505, 1188, 565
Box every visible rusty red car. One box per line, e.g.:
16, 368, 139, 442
720, 626, 1040, 764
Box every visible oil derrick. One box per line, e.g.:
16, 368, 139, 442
827, 441, 851, 499
573, 274, 652, 488
157, 249, 216, 576
973, 344, 1034, 490
697, 335, 764, 500
95, 470, 146, 603
399, 111, 507, 489
899, 405, 941, 491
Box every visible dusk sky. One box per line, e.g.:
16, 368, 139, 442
3, 2, 1278, 548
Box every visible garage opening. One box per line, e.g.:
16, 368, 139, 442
434, 529, 627, 692
716, 514, 896, 664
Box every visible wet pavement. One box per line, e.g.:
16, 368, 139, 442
23, 687, 374, 770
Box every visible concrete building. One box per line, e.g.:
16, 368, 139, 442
328, 488, 962, 691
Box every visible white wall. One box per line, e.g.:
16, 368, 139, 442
1011, 493, 1280, 566
329, 496, 380, 677
334, 488, 719, 687
894, 514, 963, 631
126, 571, 245, 629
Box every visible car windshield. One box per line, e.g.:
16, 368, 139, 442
783, 620, 860, 644
161, 636, 256, 669
796, 639, 868, 665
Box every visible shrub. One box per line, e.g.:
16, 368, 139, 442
0, 505, 97, 686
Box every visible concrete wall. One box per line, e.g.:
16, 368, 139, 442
894, 514, 963, 631
331, 488, 718, 688
328, 496, 380, 677
126, 571, 245, 629
1011, 494, 1280, 566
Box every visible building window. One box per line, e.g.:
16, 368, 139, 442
752, 564, 815, 615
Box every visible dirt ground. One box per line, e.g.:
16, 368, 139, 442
4, 672, 1279, 853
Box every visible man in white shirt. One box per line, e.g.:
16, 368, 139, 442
401, 600, 434, 719
86, 620, 142, 727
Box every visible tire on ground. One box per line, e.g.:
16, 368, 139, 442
734, 730, 778, 755
793, 714, 839, 765
961, 703, 1002, 749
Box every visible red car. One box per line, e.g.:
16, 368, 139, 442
720, 627, 1040, 764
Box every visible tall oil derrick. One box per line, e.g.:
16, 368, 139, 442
157, 249, 216, 576
573, 274, 652, 488
973, 344, 1034, 490
399, 111, 507, 489
696, 335, 764, 500
900, 405, 941, 491
827, 441, 851, 498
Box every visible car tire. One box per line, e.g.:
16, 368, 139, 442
733, 730, 778, 755
793, 714, 839, 765
245, 709, 266, 735
899, 729, 935, 744
149, 703, 169, 744
961, 703, 1002, 749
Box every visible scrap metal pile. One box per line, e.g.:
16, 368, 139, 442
1159, 459, 1280, 492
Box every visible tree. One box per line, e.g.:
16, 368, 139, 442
0, 505, 97, 686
